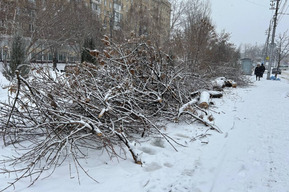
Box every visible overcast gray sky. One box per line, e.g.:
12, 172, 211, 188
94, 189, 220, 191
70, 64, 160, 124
210, 0, 289, 47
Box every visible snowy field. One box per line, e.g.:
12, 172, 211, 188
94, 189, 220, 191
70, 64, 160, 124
1, 64, 289, 192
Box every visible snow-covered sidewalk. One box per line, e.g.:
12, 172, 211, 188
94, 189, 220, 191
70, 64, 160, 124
1, 72, 289, 192
192, 75, 289, 192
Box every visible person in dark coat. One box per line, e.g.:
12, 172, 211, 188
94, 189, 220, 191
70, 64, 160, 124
260, 63, 265, 77
254, 64, 262, 81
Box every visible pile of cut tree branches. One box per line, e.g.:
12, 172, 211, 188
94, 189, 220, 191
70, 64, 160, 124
0, 36, 236, 191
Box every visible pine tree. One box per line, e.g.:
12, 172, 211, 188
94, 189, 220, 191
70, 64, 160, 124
2, 35, 30, 81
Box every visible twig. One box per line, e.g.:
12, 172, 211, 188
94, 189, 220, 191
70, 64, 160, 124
4, 71, 21, 146
179, 111, 222, 133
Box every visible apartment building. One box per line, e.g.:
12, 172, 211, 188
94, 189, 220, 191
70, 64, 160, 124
85, 0, 171, 39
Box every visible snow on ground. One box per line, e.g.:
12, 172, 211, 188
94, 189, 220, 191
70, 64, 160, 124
1, 65, 289, 192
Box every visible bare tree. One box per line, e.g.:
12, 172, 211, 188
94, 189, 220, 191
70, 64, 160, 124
274, 31, 289, 78
120, 0, 152, 42
0, 0, 17, 35
242, 43, 263, 63
121, 0, 170, 47
180, 0, 213, 70
169, 0, 186, 33
1, 0, 103, 63
167, 0, 241, 83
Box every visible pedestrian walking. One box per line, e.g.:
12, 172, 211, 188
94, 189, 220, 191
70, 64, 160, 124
254, 64, 262, 81
260, 63, 265, 77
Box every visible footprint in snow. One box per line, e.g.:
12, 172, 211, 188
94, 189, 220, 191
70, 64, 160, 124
181, 169, 195, 176
138, 146, 157, 155
247, 147, 255, 154
150, 138, 165, 148
238, 165, 247, 178
144, 162, 162, 172
175, 133, 191, 139
163, 162, 173, 168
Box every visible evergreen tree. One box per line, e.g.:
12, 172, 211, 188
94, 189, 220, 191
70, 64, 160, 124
81, 37, 97, 64
2, 35, 29, 81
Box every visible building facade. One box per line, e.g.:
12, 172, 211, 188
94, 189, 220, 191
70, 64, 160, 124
84, 0, 171, 40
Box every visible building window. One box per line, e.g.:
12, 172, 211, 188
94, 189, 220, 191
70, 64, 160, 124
93, 3, 98, 11
30, 10, 36, 17
114, 12, 122, 23
0, 20, 5, 27
29, 23, 34, 32
16, 7, 21, 15
114, 3, 121, 11
91, 2, 101, 14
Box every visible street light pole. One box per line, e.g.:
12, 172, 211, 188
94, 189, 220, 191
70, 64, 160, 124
267, 0, 280, 80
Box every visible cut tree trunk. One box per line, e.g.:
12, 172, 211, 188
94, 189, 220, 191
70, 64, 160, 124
207, 90, 223, 98
199, 91, 210, 109
198, 90, 223, 108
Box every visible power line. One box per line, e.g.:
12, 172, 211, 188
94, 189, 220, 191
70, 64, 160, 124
278, 0, 288, 22
244, 0, 267, 8
278, 0, 289, 22
280, 0, 288, 15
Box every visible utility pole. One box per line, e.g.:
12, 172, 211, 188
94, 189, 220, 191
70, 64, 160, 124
263, 23, 271, 64
267, 0, 280, 80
